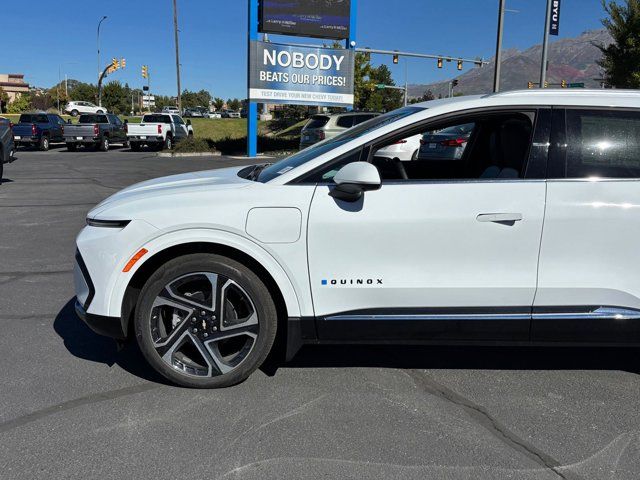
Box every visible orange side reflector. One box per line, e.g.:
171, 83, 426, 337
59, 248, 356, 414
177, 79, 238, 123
123, 248, 148, 273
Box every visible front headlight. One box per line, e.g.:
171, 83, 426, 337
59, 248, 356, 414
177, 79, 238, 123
86, 218, 131, 228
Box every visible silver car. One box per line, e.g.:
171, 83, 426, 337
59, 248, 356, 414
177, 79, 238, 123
417, 123, 475, 161
300, 111, 380, 149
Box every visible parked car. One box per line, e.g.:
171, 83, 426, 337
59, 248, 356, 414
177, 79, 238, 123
127, 113, 193, 151
417, 123, 475, 161
11, 112, 66, 151
65, 101, 107, 117
162, 106, 180, 115
75, 90, 640, 388
376, 133, 422, 161
221, 110, 241, 119
183, 108, 204, 118
0, 116, 15, 183
64, 113, 127, 151
300, 111, 380, 150
205, 112, 222, 119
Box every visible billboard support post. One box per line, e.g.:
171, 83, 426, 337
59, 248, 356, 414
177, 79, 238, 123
247, 0, 259, 158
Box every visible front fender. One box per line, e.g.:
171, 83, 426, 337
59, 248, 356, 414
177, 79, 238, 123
108, 228, 303, 319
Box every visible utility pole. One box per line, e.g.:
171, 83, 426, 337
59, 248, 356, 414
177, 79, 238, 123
172, 0, 182, 113
97, 16, 108, 106
493, 0, 506, 92
539, 0, 553, 88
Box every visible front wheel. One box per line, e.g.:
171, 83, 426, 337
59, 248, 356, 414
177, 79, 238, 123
134, 254, 278, 388
71, 110, 79, 117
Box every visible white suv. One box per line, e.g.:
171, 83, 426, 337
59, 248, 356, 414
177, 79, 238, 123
65, 101, 106, 116
75, 90, 640, 388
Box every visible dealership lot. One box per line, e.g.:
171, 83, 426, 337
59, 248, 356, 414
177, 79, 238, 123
2, 148, 640, 479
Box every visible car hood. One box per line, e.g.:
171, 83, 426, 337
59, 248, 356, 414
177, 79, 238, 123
89, 165, 252, 218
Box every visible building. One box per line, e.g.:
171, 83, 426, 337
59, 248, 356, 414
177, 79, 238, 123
0, 74, 30, 103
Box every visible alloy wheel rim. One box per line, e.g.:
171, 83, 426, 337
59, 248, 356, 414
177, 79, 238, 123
149, 272, 259, 378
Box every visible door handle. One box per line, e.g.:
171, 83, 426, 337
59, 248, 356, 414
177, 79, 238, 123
476, 213, 523, 223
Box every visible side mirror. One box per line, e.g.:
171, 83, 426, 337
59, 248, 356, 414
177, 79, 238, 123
329, 162, 381, 202
186, 119, 192, 125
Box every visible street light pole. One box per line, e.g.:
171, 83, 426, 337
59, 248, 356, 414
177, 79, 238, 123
539, 0, 552, 88
97, 15, 108, 106
173, 0, 182, 113
493, 0, 506, 92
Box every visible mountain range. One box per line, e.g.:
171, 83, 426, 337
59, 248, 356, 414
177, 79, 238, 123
407, 29, 612, 98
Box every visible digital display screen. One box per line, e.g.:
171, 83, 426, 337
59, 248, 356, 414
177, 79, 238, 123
260, 0, 351, 40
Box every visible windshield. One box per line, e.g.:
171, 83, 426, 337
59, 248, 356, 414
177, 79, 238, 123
79, 114, 109, 124
19, 114, 48, 123
143, 114, 171, 123
257, 106, 424, 183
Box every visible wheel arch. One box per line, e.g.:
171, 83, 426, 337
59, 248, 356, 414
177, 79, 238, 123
119, 240, 297, 343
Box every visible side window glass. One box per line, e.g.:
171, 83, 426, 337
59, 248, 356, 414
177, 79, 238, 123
371, 113, 534, 182
336, 116, 354, 129
565, 109, 640, 178
354, 114, 375, 125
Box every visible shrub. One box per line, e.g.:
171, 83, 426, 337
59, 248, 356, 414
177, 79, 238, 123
171, 136, 216, 153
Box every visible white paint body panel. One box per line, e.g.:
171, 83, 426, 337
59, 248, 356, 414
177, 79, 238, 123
536, 180, 640, 310
308, 182, 546, 316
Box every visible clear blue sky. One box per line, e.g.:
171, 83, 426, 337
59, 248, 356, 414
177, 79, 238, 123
3, 0, 606, 99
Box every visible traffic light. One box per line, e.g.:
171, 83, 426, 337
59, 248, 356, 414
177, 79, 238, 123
121, 58, 126, 69
392, 53, 399, 64
561, 79, 567, 88
452, 79, 459, 87
112, 58, 119, 70
364, 50, 371, 62
437, 57, 443, 69
528, 81, 535, 89
544, 81, 549, 88
142, 65, 149, 79
457, 60, 463, 71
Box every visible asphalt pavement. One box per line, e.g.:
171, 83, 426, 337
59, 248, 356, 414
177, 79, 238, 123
1, 145, 640, 479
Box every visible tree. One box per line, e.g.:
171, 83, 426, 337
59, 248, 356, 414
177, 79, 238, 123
598, 0, 640, 88
68, 81, 98, 104
0, 87, 9, 113
227, 98, 242, 111
353, 53, 404, 112
182, 89, 212, 109
213, 97, 224, 111
7, 93, 31, 113
102, 81, 131, 115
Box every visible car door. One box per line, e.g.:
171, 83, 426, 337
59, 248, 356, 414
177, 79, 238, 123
533, 107, 640, 343
306, 109, 551, 342
172, 115, 188, 139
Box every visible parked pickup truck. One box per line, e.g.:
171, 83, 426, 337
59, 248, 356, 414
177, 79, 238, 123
64, 113, 127, 152
12, 112, 66, 151
127, 113, 193, 151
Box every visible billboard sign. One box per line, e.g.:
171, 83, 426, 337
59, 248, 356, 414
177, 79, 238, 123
249, 41, 354, 107
549, 0, 561, 36
260, 0, 351, 40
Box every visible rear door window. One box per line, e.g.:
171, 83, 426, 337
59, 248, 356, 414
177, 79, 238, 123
304, 115, 330, 130
354, 114, 377, 125
336, 116, 355, 128
563, 109, 640, 178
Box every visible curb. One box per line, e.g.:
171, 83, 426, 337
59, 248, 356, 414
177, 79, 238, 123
157, 151, 222, 158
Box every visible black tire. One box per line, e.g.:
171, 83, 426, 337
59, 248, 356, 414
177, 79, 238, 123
134, 253, 278, 388
122, 140, 130, 148
411, 149, 419, 160
99, 137, 109, 152
66, 143, 77, 152
96, 110, 104, 114
71, 110, 79, 117
130, 142, 141, 152
163, 134, 173, 151
39, 136, 50, 151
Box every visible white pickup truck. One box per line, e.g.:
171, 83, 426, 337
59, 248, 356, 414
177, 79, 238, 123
127, 113, 193, 151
